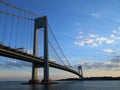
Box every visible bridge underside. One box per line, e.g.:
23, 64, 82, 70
0, 44, 82, 78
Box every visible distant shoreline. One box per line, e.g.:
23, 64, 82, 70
57, 77, 120, 81
84, 77, 120, 80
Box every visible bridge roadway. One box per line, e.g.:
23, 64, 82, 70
0, 44, 82, 78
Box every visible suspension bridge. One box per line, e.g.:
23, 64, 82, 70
0, 0, 83, 84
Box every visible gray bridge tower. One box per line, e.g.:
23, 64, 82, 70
29, 16, 51, 84
78, 66, 83, 79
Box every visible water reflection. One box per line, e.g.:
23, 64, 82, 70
29, 85, 40, 90
42, 85, 50, 90
29, 84, 51, 90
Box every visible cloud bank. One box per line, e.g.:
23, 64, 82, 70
74, 26, 120, 48
0, 60, 32, 68
74, 33, 114, 47
79, 55, 120, 70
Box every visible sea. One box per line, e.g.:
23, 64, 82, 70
0, 80, 120, 90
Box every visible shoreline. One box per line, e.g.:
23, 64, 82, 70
57, 77, 120, 81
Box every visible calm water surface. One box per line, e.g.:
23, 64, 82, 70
0, 80, 120, 90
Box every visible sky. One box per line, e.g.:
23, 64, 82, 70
1, 0, 120, 81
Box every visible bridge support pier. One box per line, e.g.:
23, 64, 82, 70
29, 63, 39, 84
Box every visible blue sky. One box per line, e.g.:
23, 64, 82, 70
1, 0, 120, 81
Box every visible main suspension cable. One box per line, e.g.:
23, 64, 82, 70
0, 0, 39, 17
48, 25, 73, 68
0, 10, 33, 20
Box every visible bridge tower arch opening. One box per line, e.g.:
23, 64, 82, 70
29, 16, 51, 84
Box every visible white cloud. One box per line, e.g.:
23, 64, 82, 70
96, 37, 114, 45
113, 30, 117, 33
103, 49, 114, 53
89, 33, 97, 38
96, 37, 107, 44
83, 39, 94, 43
112, 27, 120, 34
110, 27, 120, 40
110, 34, 115, 38
79, 32, 83, 34
76, 36, 83, 39
106, 39, 114, 44
74, 39, 94, 46
111, 34, 120, 39
74, 41, 85, 46
92, 43, 98, 47
91, 12, 101, 18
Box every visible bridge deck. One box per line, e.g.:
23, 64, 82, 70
0, 44, 82, 77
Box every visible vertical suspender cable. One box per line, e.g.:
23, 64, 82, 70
21, 19, 25, 49
26, 13, 31, 52
15, 17, 19, 48
27, 20, 30, 54
30, 19, 33, 54
23, 13, 27, 52
26, 19, 29, 52
11, 16, 16, 48
9, 15, 14, 46
1, 14, 8, 44
17, 17, 22, 48
0, 13, 3, 42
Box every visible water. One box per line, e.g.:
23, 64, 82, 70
0, 80, 120, 90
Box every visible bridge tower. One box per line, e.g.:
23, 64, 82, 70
29, 16, 51, 84
78, 66, 83, 79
